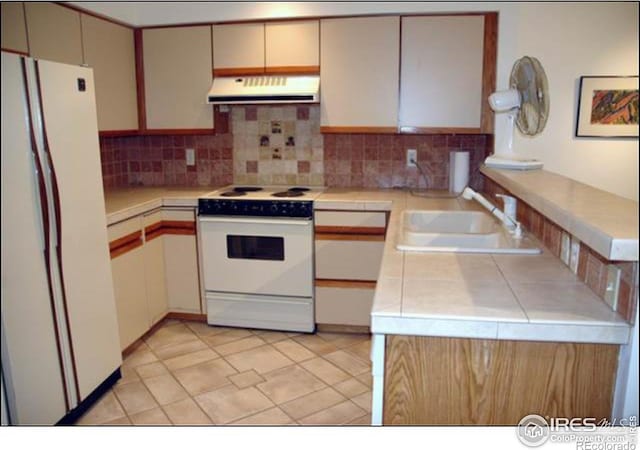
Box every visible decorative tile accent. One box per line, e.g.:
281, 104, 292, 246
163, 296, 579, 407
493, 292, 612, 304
232, 105, 323, 186
484, 176, 638, 324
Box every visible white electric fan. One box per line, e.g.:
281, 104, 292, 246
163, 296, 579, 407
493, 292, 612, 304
485, 56, 549, 170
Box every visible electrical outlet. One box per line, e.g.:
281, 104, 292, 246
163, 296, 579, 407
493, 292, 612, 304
186, 148, 195, 166
604, 265, 621, 310
560, 231, 571, 265
406, 149, 417, 168
569, 237, 581, 274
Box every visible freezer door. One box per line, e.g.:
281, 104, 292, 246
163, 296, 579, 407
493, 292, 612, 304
36, 59, 122, 401
1, 52, 67, 424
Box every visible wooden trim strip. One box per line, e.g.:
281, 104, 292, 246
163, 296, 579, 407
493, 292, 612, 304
144, 221, 196, 241
98, 129, 140, 138
317, 324, 371, 334
109, 230, 143, 258
213, 67, 265, 77
315, 279, 377, 289
166, 312, 207, 322
264, 65, 320, 75
1, 47, 29, 56
315, 225, 386, 235
140, 128, 214, 135
134, 29, 146, 131
321, 126, 398, 134
480, 12, 498, 134
399, 126, 483, 134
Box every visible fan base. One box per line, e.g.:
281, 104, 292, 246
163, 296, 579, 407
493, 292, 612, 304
484, 155, 543, 171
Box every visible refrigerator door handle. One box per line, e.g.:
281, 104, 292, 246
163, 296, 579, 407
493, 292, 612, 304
19, 57, 71, 412
32, 59, 81, 408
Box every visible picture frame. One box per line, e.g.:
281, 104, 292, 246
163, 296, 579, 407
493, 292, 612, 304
575, 76, 639, 138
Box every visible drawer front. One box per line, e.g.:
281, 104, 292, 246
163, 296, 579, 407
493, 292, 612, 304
315, 210, 386, 234
315, 239, 384, 281
315, 284, 374, 326
108, 215, 142, 241
163, 208, 195, 222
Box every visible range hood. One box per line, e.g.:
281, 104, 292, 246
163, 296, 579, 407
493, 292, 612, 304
206, 75, 319, 104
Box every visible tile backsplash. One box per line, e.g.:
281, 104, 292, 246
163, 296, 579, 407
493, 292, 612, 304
231, 105, 324, 186
99, 104, 490, 191
323, 133, 489, 190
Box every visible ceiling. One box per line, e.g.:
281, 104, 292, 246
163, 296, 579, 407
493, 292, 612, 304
69, 1, 499, 27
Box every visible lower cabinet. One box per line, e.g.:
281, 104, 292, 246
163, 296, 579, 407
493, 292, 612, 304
108, 216, 149, 350
314, 210, 388, 329
162, 209, 201, 314
108, 207, 201, 351
142, 210, 169, 325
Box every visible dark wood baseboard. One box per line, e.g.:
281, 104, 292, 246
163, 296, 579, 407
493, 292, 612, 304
317, 323, 371, 334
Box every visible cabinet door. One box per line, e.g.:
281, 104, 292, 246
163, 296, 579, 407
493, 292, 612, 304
265, 20, 319, 73
316, 284, 374, 327
143, 211, 168, 325
212, 23, 264, 76
163, 209, 201, 314
320, 16, 399, 132
399, 16, 485, 132
1, 2, 29, 54
24, 2, 83, 65
143, 26, 213, 130
81, 14, 138, 132
108, 217, 148, 351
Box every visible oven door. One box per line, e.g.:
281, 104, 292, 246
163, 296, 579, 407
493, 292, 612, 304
199, 216, 313, 298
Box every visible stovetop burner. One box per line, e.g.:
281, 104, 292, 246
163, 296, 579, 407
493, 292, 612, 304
234, 186, 263, 193
272, 190, 305, 198
288, 187, 310, 192
220, 191, 246, 197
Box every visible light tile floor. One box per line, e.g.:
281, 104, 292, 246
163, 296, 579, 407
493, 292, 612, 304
77, 320, 372, 426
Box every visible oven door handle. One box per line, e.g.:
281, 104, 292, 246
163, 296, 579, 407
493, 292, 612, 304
198, 216, 312, 226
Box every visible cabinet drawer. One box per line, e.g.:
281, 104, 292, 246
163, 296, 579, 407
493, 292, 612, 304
108, 216, 143, 259
315, 239, 384, 281
315, 211, 387, 234
315, 283, 374, 326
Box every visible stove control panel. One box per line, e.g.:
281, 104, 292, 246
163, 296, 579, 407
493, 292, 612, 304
198, 199, 313, 219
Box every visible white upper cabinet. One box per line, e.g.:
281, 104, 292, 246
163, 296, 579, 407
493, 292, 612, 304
265, 20, 319, 72
24, 2, 83, 65
81, 14, 138, 132
212, 23, 264, 75
143, 26, 213, 130
320, 16, 400, 131
399, 15, 485, 131
1, 2, 29, 54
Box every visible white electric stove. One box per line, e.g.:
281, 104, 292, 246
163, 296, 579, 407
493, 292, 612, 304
197, 186, 323, 332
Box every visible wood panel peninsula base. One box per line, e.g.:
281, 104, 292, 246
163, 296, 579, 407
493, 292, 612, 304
376, 335, 619, 425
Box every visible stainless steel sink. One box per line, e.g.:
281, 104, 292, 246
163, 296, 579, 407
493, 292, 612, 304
396, 210, 541, 254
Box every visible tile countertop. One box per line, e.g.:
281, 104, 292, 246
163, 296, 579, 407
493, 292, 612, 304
481, 167, 639, 261
104, 187, 219, 225
315, 188, 631, 345
104, 186, 631, 345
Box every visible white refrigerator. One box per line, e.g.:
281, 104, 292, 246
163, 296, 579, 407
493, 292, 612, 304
1, 52, 122, 425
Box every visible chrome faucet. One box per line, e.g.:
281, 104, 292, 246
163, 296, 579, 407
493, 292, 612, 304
462, 187, 523, 239
495, 194, 518, 232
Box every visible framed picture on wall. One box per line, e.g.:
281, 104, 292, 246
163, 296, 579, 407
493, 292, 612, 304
575, 76, 639, 138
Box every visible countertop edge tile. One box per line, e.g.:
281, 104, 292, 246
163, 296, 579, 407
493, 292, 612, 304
481, 166, 639, 261
497, 322, 630, 344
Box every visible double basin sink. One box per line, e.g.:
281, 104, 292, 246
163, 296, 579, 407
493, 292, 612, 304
396, 210, 541, 254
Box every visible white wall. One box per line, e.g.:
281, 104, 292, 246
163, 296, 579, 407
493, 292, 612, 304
511, 2, 639, 200
73, 1, 639, 199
